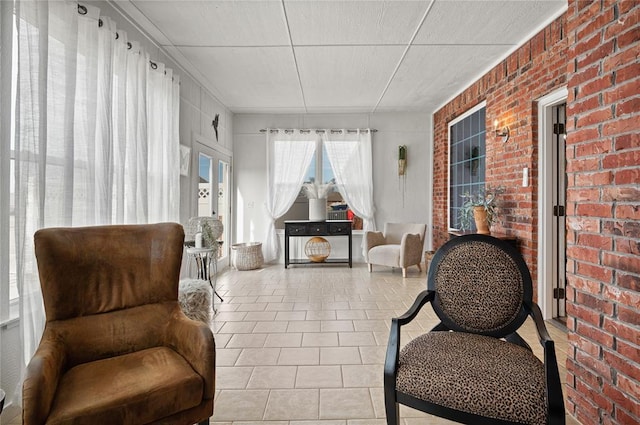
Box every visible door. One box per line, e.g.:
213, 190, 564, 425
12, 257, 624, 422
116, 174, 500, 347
551, 103, 567, 321
197, 146, 232, 265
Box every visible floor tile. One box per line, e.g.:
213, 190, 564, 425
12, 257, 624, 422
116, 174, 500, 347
342, 364, 383, 387
264, 332, 303, 348
216, 366, 254, 389
253, 321, 289, 333
226, 333, 268, 348
212, 390, 269, 421
287, 320, 322, 333
319, 388, 375, 419
320, 346, 362, 365
278, 347, 320, 365
264, 389, 320, 420
302, 332, 339, 347
235, 348, 281, 366
321, 320, 355, 332
296, 365, 343, 388
247, 366, 297, 389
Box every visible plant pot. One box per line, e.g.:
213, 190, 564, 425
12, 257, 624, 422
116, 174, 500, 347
473, 206, 491, 234
309, 198, 327, 221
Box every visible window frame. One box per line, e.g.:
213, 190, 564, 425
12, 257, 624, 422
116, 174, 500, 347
447, 101, 487, 232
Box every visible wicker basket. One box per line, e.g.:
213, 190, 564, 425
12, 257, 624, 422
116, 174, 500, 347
232, 242, 264, 271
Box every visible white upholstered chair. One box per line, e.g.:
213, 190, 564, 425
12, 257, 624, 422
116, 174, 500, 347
365, 223, 426, 277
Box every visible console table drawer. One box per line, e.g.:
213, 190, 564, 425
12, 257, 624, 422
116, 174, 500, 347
288, 224, 307, 235
329, 222, 350, 235
307, 223, 327, 235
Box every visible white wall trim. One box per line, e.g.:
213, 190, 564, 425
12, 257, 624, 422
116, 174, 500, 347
537, 87, 568, 319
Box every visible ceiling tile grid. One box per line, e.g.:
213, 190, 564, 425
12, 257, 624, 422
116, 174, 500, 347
124, 0, 567, 114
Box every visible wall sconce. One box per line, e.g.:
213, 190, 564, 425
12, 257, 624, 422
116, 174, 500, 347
494, 119, 510, 143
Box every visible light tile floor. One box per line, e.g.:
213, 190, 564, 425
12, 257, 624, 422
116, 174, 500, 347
7, 263, 581, 425
207, 263, 581, 425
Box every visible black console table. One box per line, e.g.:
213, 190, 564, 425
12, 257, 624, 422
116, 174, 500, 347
285, 220, 352, 268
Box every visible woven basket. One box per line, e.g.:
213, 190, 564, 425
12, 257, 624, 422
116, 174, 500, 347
232, 242, 264, 271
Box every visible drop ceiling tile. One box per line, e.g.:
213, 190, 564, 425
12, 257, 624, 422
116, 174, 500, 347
132, 0, 289, 46
284, 0, 429, 45
377, 44, 509, 111
414, 0, 566, 45
295, 45, 405, 111
178, 46, 304, 111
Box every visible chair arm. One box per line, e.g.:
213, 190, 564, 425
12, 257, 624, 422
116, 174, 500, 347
164, 306, 216, 399
23, 328, 68, 425
384, 290, 435, 385
364, 231, 385, 258
399, 233, 423, 267
526, 303, 565, 424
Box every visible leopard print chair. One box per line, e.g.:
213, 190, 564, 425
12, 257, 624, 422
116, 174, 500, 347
384, 234, 565, 425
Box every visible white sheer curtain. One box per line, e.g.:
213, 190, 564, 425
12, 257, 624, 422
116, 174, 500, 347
324, 129, 376, 254
264, 129, 317, 262
11, 0, 180, 407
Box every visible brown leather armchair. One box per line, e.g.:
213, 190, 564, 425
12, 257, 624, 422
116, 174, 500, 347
23, 223, 215, 425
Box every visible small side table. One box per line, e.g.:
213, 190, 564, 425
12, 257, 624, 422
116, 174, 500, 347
185, 246, 224, 305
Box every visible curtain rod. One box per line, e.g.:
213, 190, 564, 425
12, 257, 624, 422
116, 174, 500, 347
259, 128, 377, 134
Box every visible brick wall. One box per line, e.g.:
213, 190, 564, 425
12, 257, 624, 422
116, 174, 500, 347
432, 15, 568, 293
433, 2, 639, 423
565, 1, 640, 424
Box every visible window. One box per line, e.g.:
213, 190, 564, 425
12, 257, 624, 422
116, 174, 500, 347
304, 143, 335, 185
449, 104, 486, 231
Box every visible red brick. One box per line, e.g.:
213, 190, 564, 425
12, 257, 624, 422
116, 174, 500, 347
577, 107, 614, 128
603, 116, 640, 137
567, 127, 600, 144
568, 245, 601, 264
578, 233, 614, 250
617, 273, 640, 292
603, 316, 639, 346
617, 24, 640, 50
576, 348, 614, 380
603, 45, 640, 73
566, 386, 600, 419
568, 156, 601, 172
578, 40, 616, 69
567, 301, 602, 326
579, 75, 614, 98
602, 251, 640, 274
603, 284, 640, 309
617, 97, 640, 116
616, 204, 640, 220
615, 168, 640, 185
602, 149, 640, 168
576, 319, 616, 347
616, 338, 640, 364
604, 80, 640, 104
567, 94, 602, 116
615, 61, 640, 85
615, 407, 640, 425
576, 202, 614, 217
567, 187, 601, 202
603, 186, 640, 202
603, 379, 640, 417
574, 170, 613, 186
567, 274, 603, 295
576, 261, 614, 283
617, 305, 640, 328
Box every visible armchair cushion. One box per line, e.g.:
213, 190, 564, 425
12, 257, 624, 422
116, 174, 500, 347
365, 223, 426, 269
397, 331, 546, 425
47, 347, 203, 425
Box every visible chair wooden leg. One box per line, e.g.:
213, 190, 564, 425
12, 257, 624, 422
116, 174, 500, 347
368, 263, 372, 272
417, 263, 422, 273
402, 268, 407, 278
384, 395, 400, 425
198, 419, 210, 425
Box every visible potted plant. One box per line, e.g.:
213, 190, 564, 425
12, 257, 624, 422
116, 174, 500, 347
458, 185, 505, 234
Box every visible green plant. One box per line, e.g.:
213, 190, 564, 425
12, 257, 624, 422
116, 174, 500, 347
458, 185, 505, 230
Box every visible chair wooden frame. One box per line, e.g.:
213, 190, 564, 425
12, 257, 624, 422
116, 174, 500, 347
384, 234, 565, 425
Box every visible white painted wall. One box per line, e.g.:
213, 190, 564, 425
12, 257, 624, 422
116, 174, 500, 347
232, 112, 433, 263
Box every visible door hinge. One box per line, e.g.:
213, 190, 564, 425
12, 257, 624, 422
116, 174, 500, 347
553, 123, 566, 135
553, 205, 565, 217
553, 288, 566, 299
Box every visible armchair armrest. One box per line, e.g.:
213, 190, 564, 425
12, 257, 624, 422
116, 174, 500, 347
384, 290, 435, 386
164, 306, 216, 399
399, 233, 423, 267
364, 231, 385, 259
23, 328, 68, 425
526, 302, 565, 424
